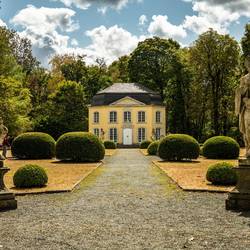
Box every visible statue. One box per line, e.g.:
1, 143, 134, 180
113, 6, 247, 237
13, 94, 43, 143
235, 56, 250, 158
0, 117, 8, 160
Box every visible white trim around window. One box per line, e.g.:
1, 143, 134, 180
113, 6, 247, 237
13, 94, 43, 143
93, 112, 99, 123
138, 128, 146, 143
156, 111, 161, 123
109, 111, 117, 123
109, 128, 118, 142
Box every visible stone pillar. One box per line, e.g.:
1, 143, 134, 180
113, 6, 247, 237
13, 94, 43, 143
226, 159, 250, 211
0, 160, 17, 211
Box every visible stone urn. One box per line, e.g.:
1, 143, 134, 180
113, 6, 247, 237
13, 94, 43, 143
0, 160, 17, 211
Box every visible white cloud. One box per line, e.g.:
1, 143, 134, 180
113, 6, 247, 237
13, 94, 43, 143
71, 38, 79, 47
83, 25, 142, 64
139, 14, 148, 26
148, 15, 187, 39
54, 0, 142, 12
11, 5, 79, 66
0, 19, 7, 27
182, 0, 249, 35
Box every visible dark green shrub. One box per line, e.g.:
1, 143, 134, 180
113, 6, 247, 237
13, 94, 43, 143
158, 134, 200, 161
206, 162, 237, 185
13, 164, 48, 188
147, 141, 159, 155
56, 132, 105, 162
140, 140, 152, 149
104, 140, 117, 149
11, 132, 56, 159
202, 136, 240, 159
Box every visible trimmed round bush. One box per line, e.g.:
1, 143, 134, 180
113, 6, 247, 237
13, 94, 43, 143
56, 132, 105, 162
140, 140, 152, 149
147, 141, 159, 155
202, 136, 240, 159
104, 140, 117, 149
158, 134, 200, 161
13, 164, 48, 188
206, 162, 237, 185
11, 132, 56, 159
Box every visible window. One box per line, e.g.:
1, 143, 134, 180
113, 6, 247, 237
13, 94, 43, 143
138, 128, 146, 143
110, 111, 117, 123
155, 128, 161, 140
156, 111, 161, 123
93, 112, 99, 123
124, 111, 131, 123
138, 111, 146, 123
93, 128, 100, 137
109, 128, 118, 142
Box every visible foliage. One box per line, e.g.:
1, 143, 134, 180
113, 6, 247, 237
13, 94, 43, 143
241, 23, 250, 58
189, 29, 240, 135
108, 55, 130, 83
140, 140, 152, 149
128, 37, 180, 98
56, 132, 105, 162
104, 140, 117, 149
11, 132, 56, 159
0, 77, 32, 135
206, 162, 237, 185
13, 164, 48, 188
202, 136, 240, 159
158, 134, 200, 161
34, 81, 87, 139
147, 141, 159, 155
128, 37, 190, 133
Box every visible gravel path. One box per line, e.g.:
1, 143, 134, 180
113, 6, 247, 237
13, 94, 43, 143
1, 149, 250, 250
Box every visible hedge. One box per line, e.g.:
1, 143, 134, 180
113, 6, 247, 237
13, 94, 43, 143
158, 134, 200, 161
104, 140, 117, 149
147, 141, 159, 155
13, 164, 48, 188
140, 140, 152, 149
202, 136, 240, 159
56, 132, 105, 162
206, 162, 237, 185
11, 132, 56, 159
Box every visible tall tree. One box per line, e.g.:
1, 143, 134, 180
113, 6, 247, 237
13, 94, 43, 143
241, 23, 250, 58
128, 37, 190, 133
128, 37, 180, 98
34, 81, 87, 139
189, 29, 240, 135
108, 55, 130, 83
0, 77, 32, 135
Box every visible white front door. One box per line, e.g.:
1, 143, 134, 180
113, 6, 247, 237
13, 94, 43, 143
123, 128, 133, 145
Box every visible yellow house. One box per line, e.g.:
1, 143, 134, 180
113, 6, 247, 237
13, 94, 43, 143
89, 83, 166, 146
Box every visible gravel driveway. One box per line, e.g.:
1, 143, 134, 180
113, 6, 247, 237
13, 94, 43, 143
1, 149, 250, 250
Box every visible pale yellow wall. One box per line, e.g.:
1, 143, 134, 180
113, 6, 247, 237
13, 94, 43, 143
89, 100, 166, 144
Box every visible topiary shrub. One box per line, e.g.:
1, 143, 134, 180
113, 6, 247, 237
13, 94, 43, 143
11, 132, 56, 159
206, 162, 237, 185
104, 140, 117, 149
147, 141, 159, 155
56, 132, 105, 162
158, 134, 200, 161
140, 140, 152, 149
13, 164, 48, 188
202, 136, 240, 159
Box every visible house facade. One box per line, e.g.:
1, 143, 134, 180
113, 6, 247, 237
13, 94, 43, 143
89, 83, 166, 146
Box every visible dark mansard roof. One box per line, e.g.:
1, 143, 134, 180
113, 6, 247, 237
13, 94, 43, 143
91, 83, 163, 106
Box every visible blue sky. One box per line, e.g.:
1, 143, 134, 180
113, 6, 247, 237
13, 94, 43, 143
0, 0, 249, 66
